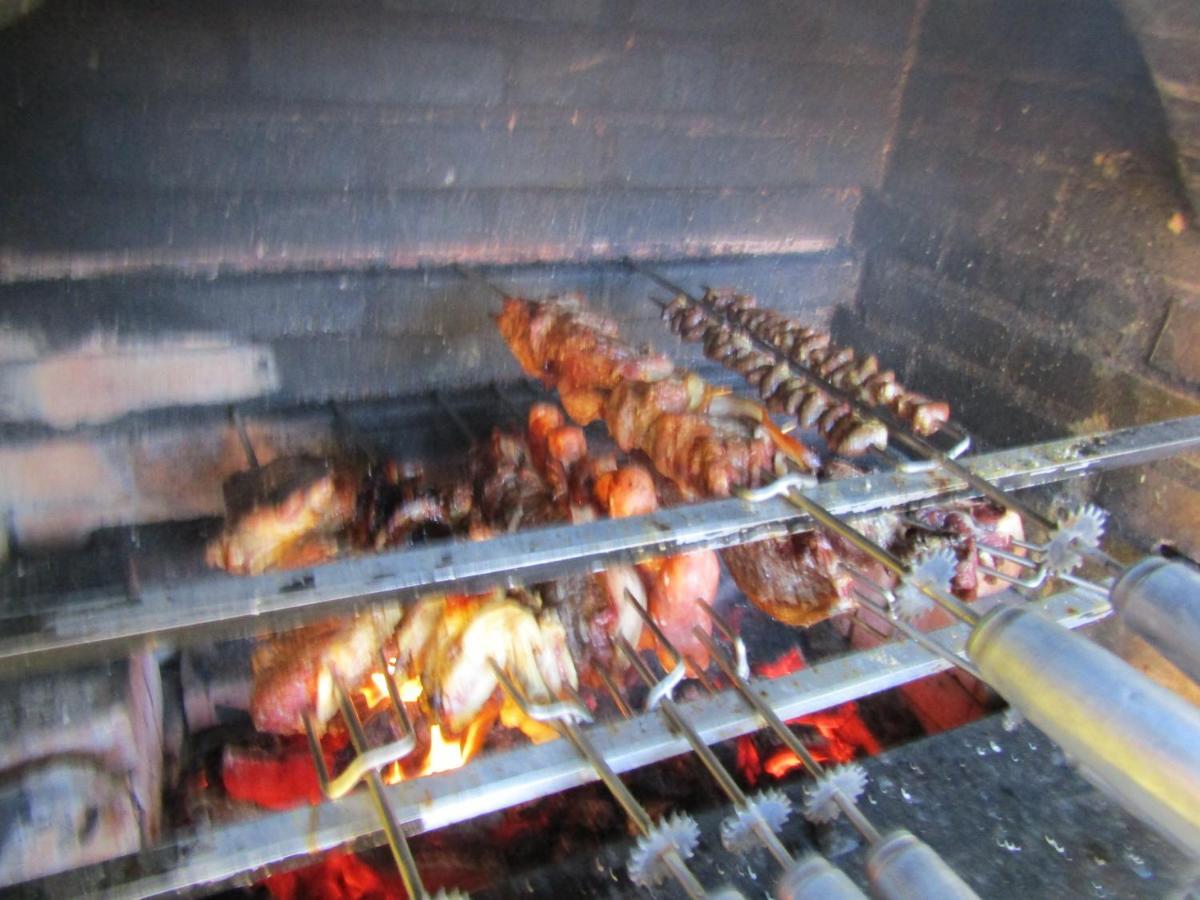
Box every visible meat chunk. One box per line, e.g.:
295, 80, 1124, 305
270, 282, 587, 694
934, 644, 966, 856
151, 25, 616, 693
249, 603, 404, 735
206, 456, 359, 575
721, 533, 857, 628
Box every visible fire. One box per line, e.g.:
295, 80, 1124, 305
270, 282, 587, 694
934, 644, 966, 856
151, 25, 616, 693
422, 726, 468, 775
736, 646, 881, 783
359, 661, 423, 709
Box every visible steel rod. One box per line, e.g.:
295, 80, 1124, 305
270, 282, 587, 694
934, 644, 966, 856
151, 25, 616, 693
629, 260, 1057, 532
618, 636, 796, 869
334, 682, 428, 900
3, 418, 1192, 677
490, 661, 708, 899
24, 589, 1107, 899
696, 628, 883, 845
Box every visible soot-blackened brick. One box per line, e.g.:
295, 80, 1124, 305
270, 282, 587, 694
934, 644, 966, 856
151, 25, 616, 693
84, 106, 611, 191
919, 0, 1145, 91
713, 60, 895, 123
611, 128, 884, 190
986, 81, 1174, 173
1151, 301, 1200, 385
510, 41, 682, 110
246, 31, 504, 106
1004, 331, 1104, 415
859, 257, 1015, 367
885, 139, 1064, 241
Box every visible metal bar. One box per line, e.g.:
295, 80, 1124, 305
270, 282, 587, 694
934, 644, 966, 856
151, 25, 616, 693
1, 418, 1195, 677
333, 682, 429, 900
632, 262, 1058, 532
26, 589, 1109, 899
490, 661, 707, 899
618, 636, 795, 869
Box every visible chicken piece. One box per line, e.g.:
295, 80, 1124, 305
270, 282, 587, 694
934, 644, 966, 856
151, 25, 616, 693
249, 602, 404, 734
425, 594, 578, 736
206, 456, 359, 575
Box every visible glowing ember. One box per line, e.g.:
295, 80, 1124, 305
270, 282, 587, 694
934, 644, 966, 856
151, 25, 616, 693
736, 646, 881, 783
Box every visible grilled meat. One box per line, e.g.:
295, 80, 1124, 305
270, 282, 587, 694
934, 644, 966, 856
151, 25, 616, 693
496, 295, 674, 424
723, 531, 855, 627
662, 291, 951, 455
205, 456, 359, 575
249, 602, 405, 735
497, 296, 806, 497
396, 591, 577, 737
903, 504, 1025, 600
596, 464, 719, 668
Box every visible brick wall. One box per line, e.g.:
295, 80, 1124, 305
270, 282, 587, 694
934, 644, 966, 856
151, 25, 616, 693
0, 0, 910, 279
2, 0, 1200, 553
848, 0, 1200, 551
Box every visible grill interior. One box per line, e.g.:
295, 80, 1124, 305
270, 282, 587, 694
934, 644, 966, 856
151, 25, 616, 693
2, 0, 1200, 896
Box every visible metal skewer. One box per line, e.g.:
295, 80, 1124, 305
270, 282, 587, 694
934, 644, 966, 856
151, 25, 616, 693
616, 600, 796, 869
302, 672, 432, 900
488, 661, 709, 899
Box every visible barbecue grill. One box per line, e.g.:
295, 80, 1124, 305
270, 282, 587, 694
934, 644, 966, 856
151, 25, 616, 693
2, 1, 1200, 897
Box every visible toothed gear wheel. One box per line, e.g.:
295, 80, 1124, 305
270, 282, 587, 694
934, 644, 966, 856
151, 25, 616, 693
627, 813, 701, 888
1045, 504, 1107, 574
802, 763, 868, 825
1002, 707, 1024, 732
893, 548, 957, 620
720, 789, 792, 854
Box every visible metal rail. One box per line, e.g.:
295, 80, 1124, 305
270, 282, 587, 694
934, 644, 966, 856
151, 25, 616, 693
19, 588, 1110, 899
1, 417, 1196, 677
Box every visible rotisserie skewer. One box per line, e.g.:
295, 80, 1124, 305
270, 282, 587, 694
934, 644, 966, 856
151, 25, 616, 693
662, 290, 951, 456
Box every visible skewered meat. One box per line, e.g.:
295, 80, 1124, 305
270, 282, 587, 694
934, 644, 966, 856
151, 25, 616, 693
497, 295, 813, 496
205, 456, 359, 575
902, 504, 1025, 600
395, 590, 577, 737
596, 464, 719, 668
721, 532, 855, 627
662, 291, 951, 455
496, 295, 674, 424
249, 602, 405, 735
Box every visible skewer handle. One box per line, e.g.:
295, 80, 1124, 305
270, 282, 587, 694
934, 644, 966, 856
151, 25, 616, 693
967, 605, 1200, 855
865, 830, 980, 900
775, 855, 868, 900
1110, 556, 1200, 684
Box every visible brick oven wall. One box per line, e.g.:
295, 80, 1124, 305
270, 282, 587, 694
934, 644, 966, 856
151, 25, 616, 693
843, 0, 1200, 553
0, 0, 906, 544
1, 0, 1199, 551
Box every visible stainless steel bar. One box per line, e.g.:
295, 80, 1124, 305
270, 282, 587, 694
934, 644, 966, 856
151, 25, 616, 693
865, 830, 981, 900
1110, 557, 1200, 684
696, 628, 883, 846
229, 407, 260, 470
2, 418, 1194, 677
490, 660, 707, 900
28, 589, 1109, 899
334, 682, 429, 900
